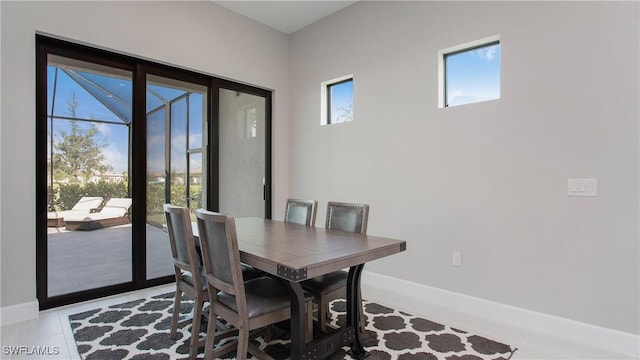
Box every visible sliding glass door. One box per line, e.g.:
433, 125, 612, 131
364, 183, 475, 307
214, 81, 272, 218
37, 36, 272, 309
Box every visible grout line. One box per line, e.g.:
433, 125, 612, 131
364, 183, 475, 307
59, 310, 78, 360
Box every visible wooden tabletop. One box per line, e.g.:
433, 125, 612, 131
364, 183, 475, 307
220, 217, 406, 282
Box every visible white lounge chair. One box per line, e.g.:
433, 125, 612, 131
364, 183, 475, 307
47, 197, 104, 227
64, 198, 132, 231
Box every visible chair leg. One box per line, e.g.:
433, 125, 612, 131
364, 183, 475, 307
189, 297, 203, 360
264, 324, 273, 342
170, 289, 182, 339
306, 298, 313, 343
236, 322, 249, 360
203, 305, 217, 360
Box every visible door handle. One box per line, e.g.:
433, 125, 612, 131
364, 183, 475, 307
263, 184, 271, 201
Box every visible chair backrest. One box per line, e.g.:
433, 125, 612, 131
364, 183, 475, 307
71, 197, 103, 211
284, 198, 318, 227
195, 209, 245, 302
102, 198, 132, 217
325, 202, 369, 234
164, 204, 201, 280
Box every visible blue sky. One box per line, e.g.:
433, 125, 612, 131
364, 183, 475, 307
446, 43, 501, 107
330, 79, 354, 123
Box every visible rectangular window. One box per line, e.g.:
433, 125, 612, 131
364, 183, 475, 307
245, 107, 257, 138
439, 36, 501, 108
321, 75, 354, 125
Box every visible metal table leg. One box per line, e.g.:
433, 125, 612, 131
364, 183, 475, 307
286, 281, 306, 360
285, 265, 369, 360
347, 264, 369, 359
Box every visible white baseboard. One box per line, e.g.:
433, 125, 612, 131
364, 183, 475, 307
1, 300, 39, 326
361, 271, 639, 359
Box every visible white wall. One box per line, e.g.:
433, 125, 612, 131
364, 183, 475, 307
0, 1, 291, 308
289, 1, 639, 335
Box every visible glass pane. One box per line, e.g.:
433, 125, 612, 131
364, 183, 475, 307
329, 79, 354, 124
188, 152, 203, 213
146, 91, 164, 113
76, 71, 132, 106
47, 67, 56, 115
47, 56, 132, 297
146, 89, 171, 280
146, 74, 206, 281
52, 70, 125, 123
219, 88, 265, 217
147, 83, 187, 102
48, 55, 133, 124
170, 97, 187, 206
446, 42, 501, 107
189, 94, 203, 149
47, 117, 53, 209
146, 107, 166, 227
64, 69, 132, 123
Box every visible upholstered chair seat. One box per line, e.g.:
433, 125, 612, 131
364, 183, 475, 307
300, 271, 348, 294
217, 277, 296, 318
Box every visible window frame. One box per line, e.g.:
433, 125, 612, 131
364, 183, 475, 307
320, 74, 354, 125
438, 35, 501, 108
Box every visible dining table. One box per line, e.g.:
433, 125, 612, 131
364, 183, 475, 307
194, 217, 406, 360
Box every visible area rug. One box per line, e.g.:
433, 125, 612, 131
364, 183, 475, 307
69, 292, 517, 360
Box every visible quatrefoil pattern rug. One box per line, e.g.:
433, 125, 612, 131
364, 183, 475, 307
69, 292, 516, 360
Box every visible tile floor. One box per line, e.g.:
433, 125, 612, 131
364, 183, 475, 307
1, 284, 174, 360
0, 284, 630, 360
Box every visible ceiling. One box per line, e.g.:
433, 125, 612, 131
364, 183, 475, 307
213, 1, 358, 34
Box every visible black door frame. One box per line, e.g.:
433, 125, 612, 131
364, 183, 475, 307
36, 35, 272, 309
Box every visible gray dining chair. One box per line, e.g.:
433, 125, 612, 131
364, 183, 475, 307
284, 198, 318, 227
196, 209, 313, 360
163, 204, 208, 360
302, 201, 369, 332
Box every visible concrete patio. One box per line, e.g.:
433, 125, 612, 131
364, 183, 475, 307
47, 224, 173, 297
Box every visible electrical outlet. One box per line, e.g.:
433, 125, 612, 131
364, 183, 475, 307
452, 251, 462, 267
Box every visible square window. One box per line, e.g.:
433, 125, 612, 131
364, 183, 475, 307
440, 37, 501, 107
321, 75, 354, 125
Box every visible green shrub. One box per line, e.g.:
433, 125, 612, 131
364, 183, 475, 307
146, 183, 202, 226
52, 181, 202, 219
54, 181, 129, 210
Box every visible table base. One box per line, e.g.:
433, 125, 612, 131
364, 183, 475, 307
287, 264, 368, 360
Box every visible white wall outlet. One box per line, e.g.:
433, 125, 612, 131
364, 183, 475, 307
452, 251, 462, 267
568, 178, 598, 196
